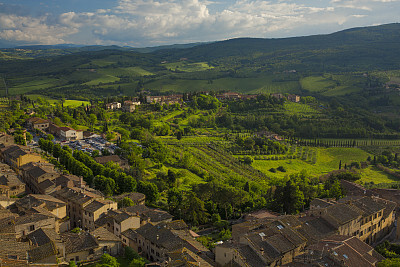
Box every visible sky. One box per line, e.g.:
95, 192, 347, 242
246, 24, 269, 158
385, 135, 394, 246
0, 0, 399, 47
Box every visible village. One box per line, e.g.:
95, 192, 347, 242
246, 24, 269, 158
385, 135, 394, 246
1, 91, 400, 266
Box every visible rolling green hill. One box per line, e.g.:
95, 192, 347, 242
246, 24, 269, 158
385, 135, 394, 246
1, 23, 400, 103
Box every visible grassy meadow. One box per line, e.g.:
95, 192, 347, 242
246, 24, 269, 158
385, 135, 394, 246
252, 147, 371, 180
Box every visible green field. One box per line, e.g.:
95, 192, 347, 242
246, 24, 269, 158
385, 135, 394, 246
359, 166, 399, 184
145, 74, 301, 93
84, 75, 120, 86
253, 147, 371, 179
26, 94, 58, 104
300, 76, 336, 92
64, 100, 90, 107
162, 61, 214, 72
26, 95, 90, 107
98, 67, 154, 77
9, 77, 60, 95
300, 74, 364, 96
284, 102, 321, 117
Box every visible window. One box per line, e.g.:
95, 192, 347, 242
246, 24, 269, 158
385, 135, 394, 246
29, 225, 35, 231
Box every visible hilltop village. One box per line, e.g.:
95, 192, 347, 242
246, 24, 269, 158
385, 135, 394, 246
0, 91, 400, 267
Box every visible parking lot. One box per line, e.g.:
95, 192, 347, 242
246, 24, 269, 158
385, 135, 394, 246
65, 137, 116, 154
28, 131, 117, 155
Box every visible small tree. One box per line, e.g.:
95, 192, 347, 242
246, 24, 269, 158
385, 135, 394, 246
176, 131, 182, 140
118, 197, 134, 209
129, 258, 145, 267
125, 246, 140, 261
96, 253, 120, 267
26, 132, 33, 143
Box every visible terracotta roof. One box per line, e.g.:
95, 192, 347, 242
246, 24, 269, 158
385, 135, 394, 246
352, 197, 386, 217
2, 145, 28, 159
113, 211, 133, 223
26, 117, 47, 124
310, 198, 335, 208
0, 174, 24, 186
0, 235, 31, 261
54, 174, 84, 187
168, 247, 214, 267
28, 241, 57, 263
167, 220, 188, 230
323, 203, 363, 227
135, 222, 211, 261
38, 179, 56, 192
94, 215, 113, 228
26, 165, 57, 180
121, 228, 137, 240
91, 227, 120, 242
307, 235, 385, 267
19, 162, 53, 172
52, 187, 101, 205
0, 215, 17, 234
28, 118, 48, 125
237, 244, 267, 267
297, 216, 337, 244
15, 194, 65, 213
84, 199, 114, 213
59, 127, 73, 131
61, 232, 99, 254
15, 213, 53, 226
27, 228, 61, 247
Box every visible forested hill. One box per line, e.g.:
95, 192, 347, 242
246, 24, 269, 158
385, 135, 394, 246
1, 23, 400, 72
157, 23, 400, 59
155, 23, 400, 71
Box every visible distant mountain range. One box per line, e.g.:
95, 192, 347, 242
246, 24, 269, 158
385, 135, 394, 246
0, 41, 209, 53
2, 23, 400, 73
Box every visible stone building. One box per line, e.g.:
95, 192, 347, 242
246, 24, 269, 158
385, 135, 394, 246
0, 145, 44, 172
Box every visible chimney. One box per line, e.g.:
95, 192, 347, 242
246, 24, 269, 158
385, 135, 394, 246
260, 248, 264, 256
79, 176, 84, 188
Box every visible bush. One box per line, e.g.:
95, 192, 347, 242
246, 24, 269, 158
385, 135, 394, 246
125, 246, 140, 261
269, 168, 277, 173
129, 258, 146, 267
277, 166, 286, 172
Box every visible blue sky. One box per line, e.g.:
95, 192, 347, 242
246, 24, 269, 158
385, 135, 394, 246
0, 0, 399, 47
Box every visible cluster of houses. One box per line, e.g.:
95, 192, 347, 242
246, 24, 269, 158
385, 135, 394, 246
0, 139, 215, 266
106, 100, 141, 112
26, 117, 84, 141
105, 92, 301, 111
1, 129, 400, 266
270, 93, 301, 103
216, 180, 398, 267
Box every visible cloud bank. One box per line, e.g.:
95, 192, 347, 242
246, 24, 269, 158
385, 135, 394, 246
0, 0, 399, 46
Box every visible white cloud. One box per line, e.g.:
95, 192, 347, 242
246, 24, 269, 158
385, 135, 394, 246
0, 13, 77, 44
0, 0, 398, 46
